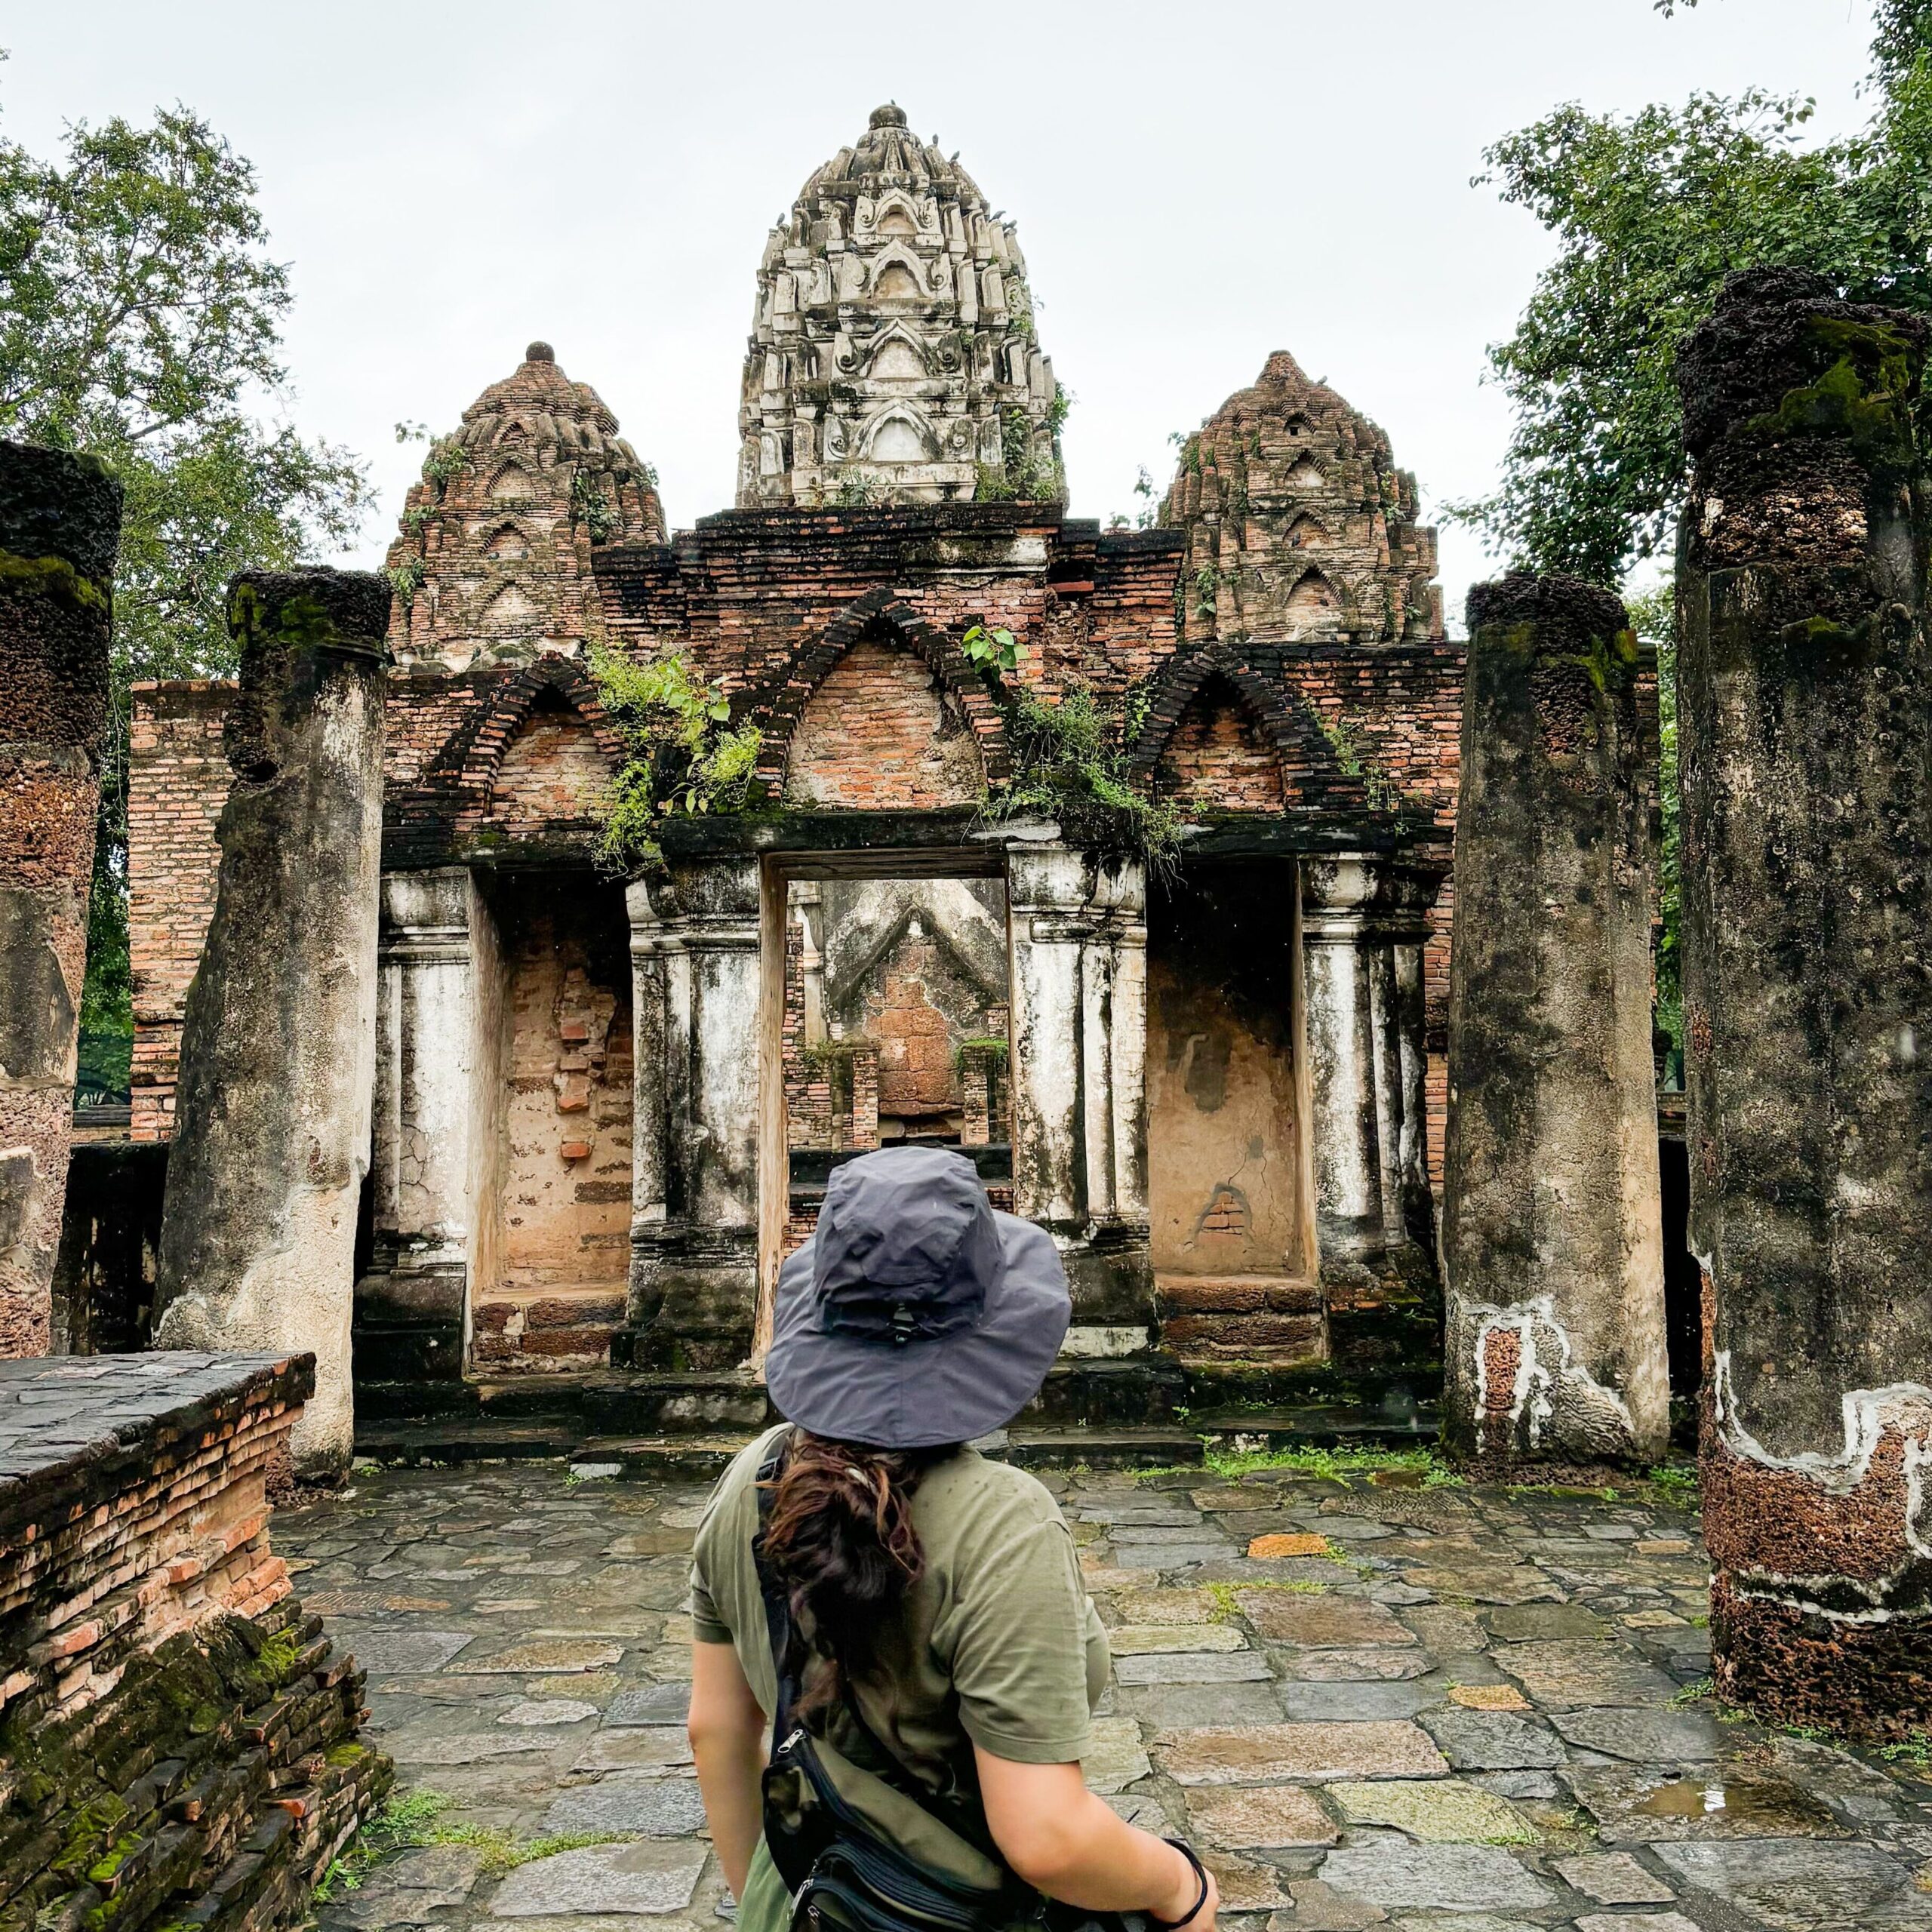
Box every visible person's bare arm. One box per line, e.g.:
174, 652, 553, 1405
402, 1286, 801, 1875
688, 1639, 768, 1899
974, 1751, 1217, 1931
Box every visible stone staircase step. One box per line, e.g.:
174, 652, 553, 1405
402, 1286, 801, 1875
354, 1417, 583, 1464
1190, 1402, 1441, 1447
575, 1433, 758, 1482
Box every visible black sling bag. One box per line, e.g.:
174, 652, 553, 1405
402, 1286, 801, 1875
750, 1446, 1203, 1932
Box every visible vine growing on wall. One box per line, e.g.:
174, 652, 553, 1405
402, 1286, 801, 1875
977, 684, 1181, 878
589, 648, 762, 873
1318, 712, 1401, 812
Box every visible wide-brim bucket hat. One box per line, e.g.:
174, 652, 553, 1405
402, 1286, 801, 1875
764, 1144, 1069, 1449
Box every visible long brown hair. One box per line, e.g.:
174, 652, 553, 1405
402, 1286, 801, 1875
758, 1429, 955, 1716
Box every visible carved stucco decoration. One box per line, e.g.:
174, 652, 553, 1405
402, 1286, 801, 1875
738, 103, 1063, 507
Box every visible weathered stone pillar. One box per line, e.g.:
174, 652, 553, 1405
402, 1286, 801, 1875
355, 869, 472, 1383
1301, 857, 1394, 1287
1008, 845, 1154, 1347
0, 445, 121, 1359
1678, 268, 1932, 1734
620, 854, 761, 1370
1439, 571, 1669, 1466
152, 570, 389, 1473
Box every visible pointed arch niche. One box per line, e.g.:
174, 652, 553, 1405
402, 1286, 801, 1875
779, 623, 984, 811
1153, 671, 1287, 813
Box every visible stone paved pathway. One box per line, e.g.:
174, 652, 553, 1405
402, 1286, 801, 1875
279, 1456, 1932, 1932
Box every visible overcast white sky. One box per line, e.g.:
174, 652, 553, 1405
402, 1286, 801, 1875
8, 1, 1877, 627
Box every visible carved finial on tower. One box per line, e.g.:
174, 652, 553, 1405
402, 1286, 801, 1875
525, 341, 555, 364
869, 103, 907, 128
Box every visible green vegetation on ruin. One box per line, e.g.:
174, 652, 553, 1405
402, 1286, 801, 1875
976, 685, 1182, 878
315, 1786, 635, 1899
589, 646, 762, 875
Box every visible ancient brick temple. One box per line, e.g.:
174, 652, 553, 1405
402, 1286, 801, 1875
125, 104, 1464, 1433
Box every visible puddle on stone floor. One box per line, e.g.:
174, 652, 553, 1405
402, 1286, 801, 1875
1368, 1469, 1427, 1489
1633, 1771, 1839, 1832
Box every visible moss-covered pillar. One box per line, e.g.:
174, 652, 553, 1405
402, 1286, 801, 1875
618, 855, 761, 1371
151, 569, 390, 1473
1678, 268, 1932, 1734
1440, 571, 1667, 1466
0, 443, 122, 1358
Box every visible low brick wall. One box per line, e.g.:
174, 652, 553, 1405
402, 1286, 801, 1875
0, 1352, 389, 1930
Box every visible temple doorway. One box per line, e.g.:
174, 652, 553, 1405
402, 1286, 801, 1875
758, 857, 1012, 1352
1146, 859, 1321, 1365
467, 871, 635, 1373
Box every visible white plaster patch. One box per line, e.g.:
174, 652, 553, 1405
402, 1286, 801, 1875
1060, 1325, 1151, 1360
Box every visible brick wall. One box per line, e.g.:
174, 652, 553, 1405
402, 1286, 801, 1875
1155, 681, 1287, 811
485, 696, 614, 840
782, 636, 983, 808
0, 1351, 387, 1930
128, 682, 233, 1143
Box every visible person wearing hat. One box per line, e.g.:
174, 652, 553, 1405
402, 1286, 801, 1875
687, 1145, 1219, 1932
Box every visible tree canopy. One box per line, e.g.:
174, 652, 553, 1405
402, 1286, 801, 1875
0, 91, 368, 1041
1455, 1, 1932, 582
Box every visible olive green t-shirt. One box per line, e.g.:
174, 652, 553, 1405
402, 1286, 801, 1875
690, 1425, 1110, 1789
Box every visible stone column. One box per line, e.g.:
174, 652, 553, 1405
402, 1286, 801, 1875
1440, 571, 1669, 1466
1300, 857, 1392, 1287
1678, 268, 1932, 1734
620, 854, 761, 1371
0, 444, 122, 1359
1008, 846, 1153, 1345
152, 570, 389, 1474
356, 869, 472, 1383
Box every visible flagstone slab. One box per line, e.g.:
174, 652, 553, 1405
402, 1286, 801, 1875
1248, 1534, 1334, 1558
1494, 1640, 1677, 1709
333, 1844, 487, 1927
1554, 1851, 1679, 1905
1236, 1593, 1416, 1646
382, 1724, 553, 1764
1081, 1715, 1152, 1792
1283, 1645, 1434, 1681
1159, 1721, 1449, 1784
334, 1627, 476, 1675
1572, 1765, 1847, 1843
1400, 1605, 1487, 1654
571, 1727, 695, 1772
500, 1699, 599, 1726
1202, 1851, 1293, 1909
1418, 1709, 1562, 1772
451, 1638, 626, 1675
1118, 1681, 1285, 1727
1484, 1603, 1613, 1643
1549, 1706, 1724, 1763
605, 1683, 692, 1727
1275, 1678, 1443, 1721
1115, 1650, 1274, 1685
490, 1839, 709, 1917
1108, 1623, 1248, 1655
543, 1774, 708, 1837
1273, 1876, 1390, 1929
1327, 1777, 1537, 1844
1400, 1567, 1560, 1606
1314, 1843, 1555, 1911
1574, 1915, 1701, 1932
1653, 1839, 1932, 1930
1105, 1592, 1220, 1623
1445, 1684, 1527, 1711
1185, 1782, 1339, 1848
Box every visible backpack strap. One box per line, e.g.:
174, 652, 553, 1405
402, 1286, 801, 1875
751, 1432, 1004, 1863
